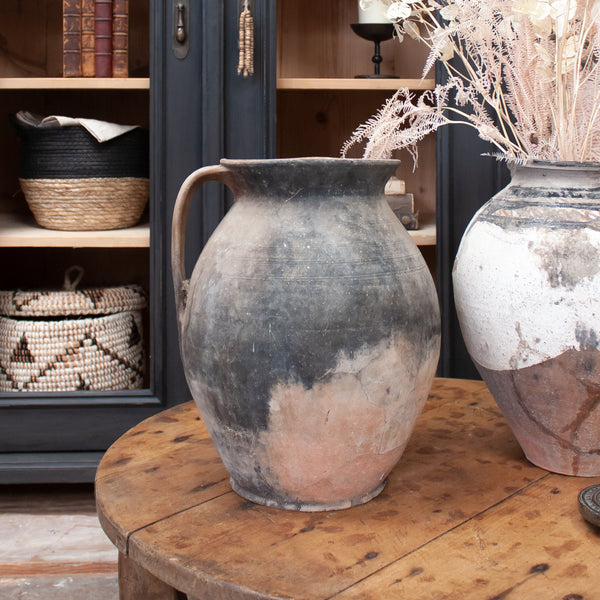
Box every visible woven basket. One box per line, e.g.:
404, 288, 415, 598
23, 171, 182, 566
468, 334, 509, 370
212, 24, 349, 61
12, 118, 149, 231
0, 284, 147, 392
19, 177, 149, 231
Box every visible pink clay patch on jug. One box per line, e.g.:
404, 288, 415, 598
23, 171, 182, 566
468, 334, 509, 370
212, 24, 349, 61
259, 337, 436, 505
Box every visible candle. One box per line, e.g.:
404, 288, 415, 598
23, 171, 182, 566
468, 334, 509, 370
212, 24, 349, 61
358, 0, 391, 23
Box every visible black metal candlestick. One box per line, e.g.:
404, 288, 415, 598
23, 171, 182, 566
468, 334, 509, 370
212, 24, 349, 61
351, 23, 399, 78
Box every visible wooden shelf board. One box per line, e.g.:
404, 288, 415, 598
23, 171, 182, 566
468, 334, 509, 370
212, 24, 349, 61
0, 210, 431, 249
277, 77, 435, 91
408, 220, 436, 246
0, 78, 150, 90
0, 213, 150, 248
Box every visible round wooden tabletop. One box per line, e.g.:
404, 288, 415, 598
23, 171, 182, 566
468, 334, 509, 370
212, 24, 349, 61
95, 378, 600, 600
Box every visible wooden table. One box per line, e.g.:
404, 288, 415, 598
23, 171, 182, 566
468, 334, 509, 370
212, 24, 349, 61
95, 378, 600, 600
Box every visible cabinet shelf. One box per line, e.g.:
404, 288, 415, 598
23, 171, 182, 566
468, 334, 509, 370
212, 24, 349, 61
407, 221, 436, 246
277, 78, 435, 91
0, 78, 150, 90
0, 212, 149, 248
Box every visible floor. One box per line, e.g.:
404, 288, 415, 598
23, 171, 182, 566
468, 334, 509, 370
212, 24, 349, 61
0, 483, 119, 599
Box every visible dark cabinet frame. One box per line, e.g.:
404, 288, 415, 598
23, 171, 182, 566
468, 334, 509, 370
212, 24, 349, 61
0, 0, 500, 483
436, 103, 510, 380
0, 0, 275, 484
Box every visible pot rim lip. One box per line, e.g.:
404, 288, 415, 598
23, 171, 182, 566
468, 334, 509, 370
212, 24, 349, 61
514, 159, 600, 169
219, 156, 400, 167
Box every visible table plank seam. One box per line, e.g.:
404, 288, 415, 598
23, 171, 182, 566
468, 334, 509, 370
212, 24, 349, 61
123, 487, 233, 556
324, 472, 552, 599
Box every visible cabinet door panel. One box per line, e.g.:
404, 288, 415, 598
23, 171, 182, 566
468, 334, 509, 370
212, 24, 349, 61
0, 0, 276, 482
436, 123, 510, 379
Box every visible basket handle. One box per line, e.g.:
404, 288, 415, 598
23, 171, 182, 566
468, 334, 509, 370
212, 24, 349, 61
63, 266, 85, 290
171, 164, 232, 328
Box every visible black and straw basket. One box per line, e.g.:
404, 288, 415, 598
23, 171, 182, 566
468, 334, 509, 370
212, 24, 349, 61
12, 117, 149, 231
0, 277, 147, 392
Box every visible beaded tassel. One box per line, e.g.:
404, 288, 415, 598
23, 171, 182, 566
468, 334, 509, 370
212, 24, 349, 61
238, 0, 254, 77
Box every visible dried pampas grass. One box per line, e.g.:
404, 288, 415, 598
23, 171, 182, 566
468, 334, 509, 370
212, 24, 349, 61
345, 0, 600, 165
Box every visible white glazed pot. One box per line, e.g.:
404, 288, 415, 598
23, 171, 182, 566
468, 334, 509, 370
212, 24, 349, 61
453, 161, 600, 476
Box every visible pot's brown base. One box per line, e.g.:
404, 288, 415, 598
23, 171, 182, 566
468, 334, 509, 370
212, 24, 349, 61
230, 478, 387, 512
475, 348, 600, 477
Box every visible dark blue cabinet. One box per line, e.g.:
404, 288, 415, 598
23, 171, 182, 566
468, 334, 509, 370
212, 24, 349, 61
0, 0, 493, 482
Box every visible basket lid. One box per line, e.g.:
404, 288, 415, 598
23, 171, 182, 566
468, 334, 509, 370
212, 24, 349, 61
0, 285, 147, 317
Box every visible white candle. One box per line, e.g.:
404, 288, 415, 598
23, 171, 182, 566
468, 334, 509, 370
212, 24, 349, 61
358, 0, 391, 23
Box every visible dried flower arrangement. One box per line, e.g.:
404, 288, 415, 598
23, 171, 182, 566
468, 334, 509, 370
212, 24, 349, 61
344, 0, 600, 165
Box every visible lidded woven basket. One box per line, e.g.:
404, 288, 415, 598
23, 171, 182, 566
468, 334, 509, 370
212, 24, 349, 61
12, 116, 149, 231
0, 275, 147, 392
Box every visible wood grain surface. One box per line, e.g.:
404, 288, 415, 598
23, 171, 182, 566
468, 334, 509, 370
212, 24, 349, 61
95, 378, 600, 600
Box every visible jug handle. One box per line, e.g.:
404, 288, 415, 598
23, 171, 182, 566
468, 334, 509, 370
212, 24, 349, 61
171, 164, 230, 324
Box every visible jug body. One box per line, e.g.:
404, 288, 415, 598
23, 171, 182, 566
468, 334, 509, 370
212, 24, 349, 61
173, 158, 440, 510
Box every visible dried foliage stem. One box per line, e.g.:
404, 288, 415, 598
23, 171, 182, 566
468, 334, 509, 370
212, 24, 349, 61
344, 0, 600, 165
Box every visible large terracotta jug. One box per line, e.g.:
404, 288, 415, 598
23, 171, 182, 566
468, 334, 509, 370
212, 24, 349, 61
172, 158, 440, 510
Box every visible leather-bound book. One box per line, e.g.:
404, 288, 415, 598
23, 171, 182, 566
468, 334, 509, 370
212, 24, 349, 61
112, 0, 129, 77
81, 0, 95, 76
95, 0, 113, 77
63, 0, 82, 77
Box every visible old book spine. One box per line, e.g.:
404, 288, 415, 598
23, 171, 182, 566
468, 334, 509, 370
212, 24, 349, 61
63, 0, 82, 77
81, 0, 96, 76
112, 0, 129, 77
95, 0, 113, 77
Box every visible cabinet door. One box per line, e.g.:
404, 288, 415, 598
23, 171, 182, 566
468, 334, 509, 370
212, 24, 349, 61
436, 116, 510, 379
0, 0, 276, 483
0, 0, 158, 483
160, 0, 277, 409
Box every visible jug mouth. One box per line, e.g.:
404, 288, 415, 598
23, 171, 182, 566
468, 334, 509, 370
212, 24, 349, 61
218, 157, 400, 198
220, 157, 400, 168
220, 156, 398, 162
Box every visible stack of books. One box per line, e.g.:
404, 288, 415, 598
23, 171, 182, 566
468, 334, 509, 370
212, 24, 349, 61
63, 0, 129, 78
385, 177, 419, 230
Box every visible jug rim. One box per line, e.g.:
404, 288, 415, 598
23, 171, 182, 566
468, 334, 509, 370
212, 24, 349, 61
220, 157, 400, 168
